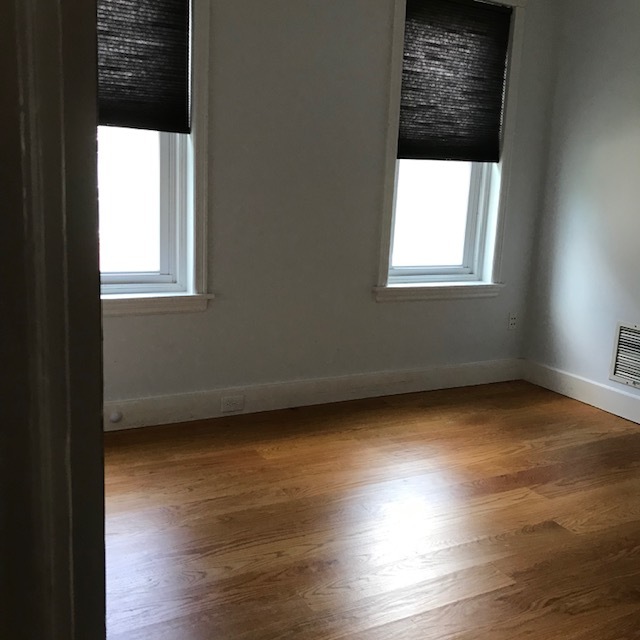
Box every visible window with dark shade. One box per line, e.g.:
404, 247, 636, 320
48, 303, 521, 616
398, 0, 512, 163
97, 0, 191, 133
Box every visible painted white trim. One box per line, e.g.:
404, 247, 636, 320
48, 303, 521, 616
523, 361, 640, 425
490, 2, 526, 284
374, 282, 503, 302
190, 0, 210, 297
105, 359, 640, 432
101, 293, 212, 317
487, 0, 527, 7
104, 358, 523, 430
376, 0, 407, 287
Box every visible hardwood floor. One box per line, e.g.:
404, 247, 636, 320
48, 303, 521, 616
104, 381, 640, 639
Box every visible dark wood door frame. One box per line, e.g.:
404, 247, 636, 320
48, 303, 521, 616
1, 1, 105, 637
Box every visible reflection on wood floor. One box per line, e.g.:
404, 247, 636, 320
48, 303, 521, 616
105, 381, 640, 639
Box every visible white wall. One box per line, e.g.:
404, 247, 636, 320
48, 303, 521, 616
526, 0, 640, 418
103, 0, 559, 415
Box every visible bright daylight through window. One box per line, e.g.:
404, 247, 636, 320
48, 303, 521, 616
98, 127, 162, 275
392, 160, 471, 269
98, 126, 189, 294
391, 160, 489, 281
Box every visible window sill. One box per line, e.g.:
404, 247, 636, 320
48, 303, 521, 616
101, 293, 213, 317
373, 282, 503, 302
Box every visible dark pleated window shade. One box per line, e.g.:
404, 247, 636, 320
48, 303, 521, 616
98, 0, 191, 133
398, 0, 512, 162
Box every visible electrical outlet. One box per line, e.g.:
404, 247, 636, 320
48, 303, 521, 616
221, 394, 245, 413
508, 312, 518, 331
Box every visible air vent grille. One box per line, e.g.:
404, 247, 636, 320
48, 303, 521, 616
611, 323, 640, 387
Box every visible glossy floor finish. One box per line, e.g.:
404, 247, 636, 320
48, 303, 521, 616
105, 382, 640, 639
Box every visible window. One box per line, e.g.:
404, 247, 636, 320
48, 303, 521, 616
390, 160, 489, 283
377, 0, 523, 300
98, 127, 189, 294
97, 0, 209, 313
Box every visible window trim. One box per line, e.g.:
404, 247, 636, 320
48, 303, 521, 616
160, 132, 179, 281
375, 0, 527, 299
388, 162, 488, 284
99, 131, 187, 292
101, 0, 210, 315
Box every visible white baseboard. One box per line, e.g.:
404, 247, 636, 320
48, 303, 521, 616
523, 361, 640, 425
104, 358, 524, 431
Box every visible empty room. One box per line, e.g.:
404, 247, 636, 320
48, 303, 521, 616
4, 0, 640, 638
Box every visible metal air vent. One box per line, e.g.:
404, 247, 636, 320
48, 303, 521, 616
610, 323, 640, 387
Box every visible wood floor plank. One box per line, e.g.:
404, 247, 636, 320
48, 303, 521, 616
106, 486, 553, 593
104, 381, 640, 639
550, 476, 640, 534
233, 565, 514, 640
564, 607, 640, 640
297, 548, 513, 614
448, 602, 640, 640
409, 571, 640, 639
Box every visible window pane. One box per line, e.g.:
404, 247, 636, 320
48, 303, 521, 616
98, 126, 161, 273
391, 160, 472, 268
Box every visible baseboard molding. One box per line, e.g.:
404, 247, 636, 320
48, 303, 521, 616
104, 358, 524, 431
523, 361, 640, 425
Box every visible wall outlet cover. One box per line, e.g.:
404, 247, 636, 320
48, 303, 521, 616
221, 394, 245, 413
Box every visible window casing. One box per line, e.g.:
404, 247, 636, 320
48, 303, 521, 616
377, 0, 525, 299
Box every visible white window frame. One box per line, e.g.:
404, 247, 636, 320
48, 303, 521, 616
388, 162, 490, 284
375, 0, 527, 302
101, 0, 211, 316
99, 132, 188, 293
